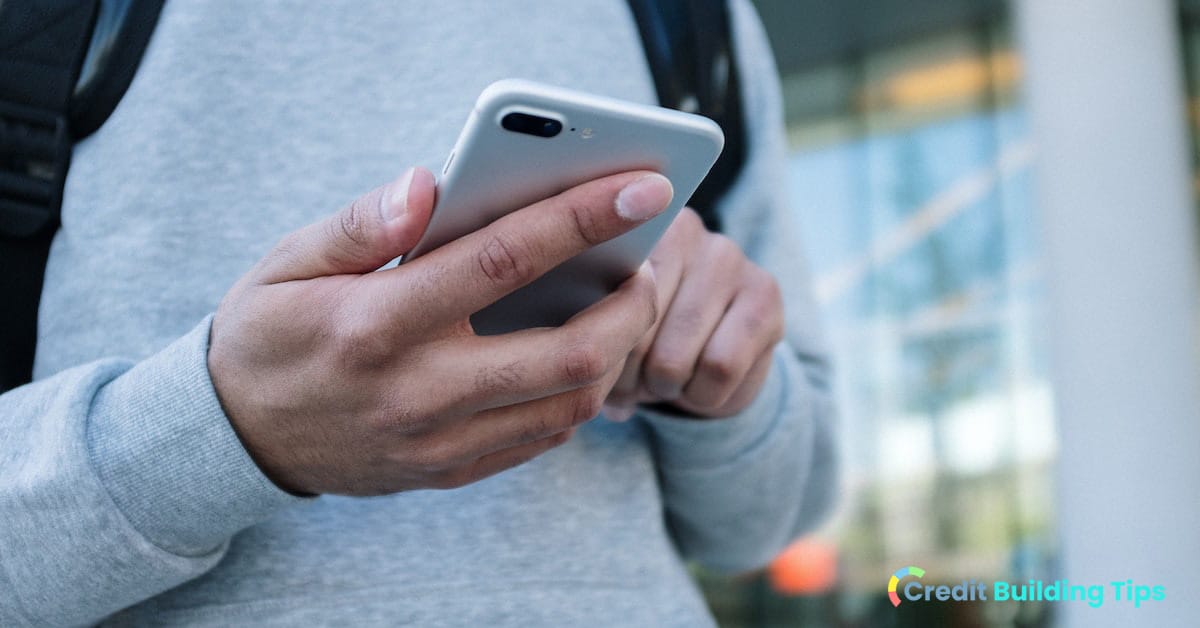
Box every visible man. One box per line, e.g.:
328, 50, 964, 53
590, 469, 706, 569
0, 1, 836, 625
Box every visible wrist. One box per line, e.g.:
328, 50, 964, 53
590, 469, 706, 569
89, 316, 308, 555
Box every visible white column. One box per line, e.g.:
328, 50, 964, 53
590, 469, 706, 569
1015, 0, 1200, 625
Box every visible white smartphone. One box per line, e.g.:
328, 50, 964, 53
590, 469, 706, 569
404, 79, 724, 334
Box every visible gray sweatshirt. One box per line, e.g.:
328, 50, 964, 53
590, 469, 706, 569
0, 1, 836, 626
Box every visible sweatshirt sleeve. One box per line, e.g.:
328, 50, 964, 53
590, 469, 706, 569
0, 316, 307, 626
638, 0, 839, 574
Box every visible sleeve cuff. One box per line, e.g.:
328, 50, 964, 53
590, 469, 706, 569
639, 344, 789, 471
86, 315, 309, 556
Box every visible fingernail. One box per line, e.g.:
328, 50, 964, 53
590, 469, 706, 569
605, 404, 636, 422
616, 174, 673, 221
382, 168, 415, 222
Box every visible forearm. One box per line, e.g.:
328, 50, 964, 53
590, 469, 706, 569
0, 317, 302, 626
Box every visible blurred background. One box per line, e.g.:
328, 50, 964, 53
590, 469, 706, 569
696, 1, 1200, 626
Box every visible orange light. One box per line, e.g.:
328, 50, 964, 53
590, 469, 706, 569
767, 538, 838, 596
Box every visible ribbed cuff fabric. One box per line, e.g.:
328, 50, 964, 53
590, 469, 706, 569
639, 344, 789, 471
87, 315, 308, 556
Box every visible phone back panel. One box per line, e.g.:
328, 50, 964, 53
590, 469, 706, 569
405, 79, 723, 334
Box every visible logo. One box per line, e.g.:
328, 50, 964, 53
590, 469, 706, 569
888, 565, 925, 607
886, 565, 1166, 609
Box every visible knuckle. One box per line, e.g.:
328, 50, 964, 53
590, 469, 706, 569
334, 199, 374, 250
698, 353, 738, 386
569, 201, 608, 246
757, 270, 784, 303
740, 299, 773, 334
477, 233, 534, 286
645, 352, 691, 387
744, 274, 784, 333
711, 234, 742, 261
560, 341, 608, 386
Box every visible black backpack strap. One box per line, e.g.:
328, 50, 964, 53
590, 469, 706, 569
627, 0, 748, 233
0, 0, 99, 392
0, 0, 163, 392
71, 0, 166, 139
0, 0, 97, 238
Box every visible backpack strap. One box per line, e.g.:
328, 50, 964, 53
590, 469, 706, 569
626, 0, 748, 233
71, 0, 166, 139
0, 0, 97, 238
0, 0, 163, 392
0, 0, 99, 391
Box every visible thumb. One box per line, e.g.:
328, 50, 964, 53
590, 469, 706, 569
256, 167, 436, 283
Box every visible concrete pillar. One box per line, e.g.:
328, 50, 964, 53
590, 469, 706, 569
1015, 0, 1200, 625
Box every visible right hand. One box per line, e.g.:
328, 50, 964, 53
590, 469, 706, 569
208, 167, 672, 496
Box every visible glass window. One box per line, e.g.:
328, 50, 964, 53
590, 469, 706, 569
698, 7, 1059, 627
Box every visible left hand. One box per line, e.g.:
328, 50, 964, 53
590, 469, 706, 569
603, 208, 785, 420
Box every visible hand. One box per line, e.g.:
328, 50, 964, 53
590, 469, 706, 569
603, 209, 784, 420
208, 167, 673, 496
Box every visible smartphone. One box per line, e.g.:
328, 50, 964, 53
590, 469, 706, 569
404, 79, 724, 334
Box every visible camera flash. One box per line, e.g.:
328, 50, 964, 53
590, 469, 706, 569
580, 128, 594, 139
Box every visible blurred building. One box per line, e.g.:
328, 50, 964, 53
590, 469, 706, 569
699, 1, 1200, 626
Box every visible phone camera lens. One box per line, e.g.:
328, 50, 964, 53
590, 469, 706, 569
502, 112, 562, 138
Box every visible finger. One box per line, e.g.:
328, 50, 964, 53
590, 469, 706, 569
603, 335, 649, 421
433, 360, 623, 469
424, 264, 657, 417
440, 428, 575, 489
256, 167, 437, 283
681, 276, 785, 410
601, 348, 640, 422
607, 223, 688, 406
393, 171, 672, 321
463, 364, 621, 457
675, 343, 776, 418
642, 240, 744, 400
645, 207, 700, 318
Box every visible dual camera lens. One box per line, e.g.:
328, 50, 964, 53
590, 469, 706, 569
501, 112, 563, 138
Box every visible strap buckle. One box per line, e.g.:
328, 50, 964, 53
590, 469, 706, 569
0, 100, 71, 238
